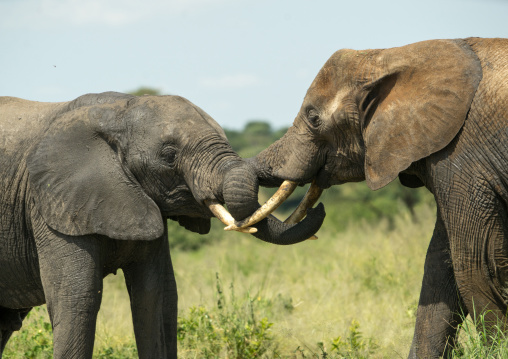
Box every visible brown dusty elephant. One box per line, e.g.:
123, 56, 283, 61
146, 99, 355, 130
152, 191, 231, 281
0, 92, 325, 358
225, 38, 508, 358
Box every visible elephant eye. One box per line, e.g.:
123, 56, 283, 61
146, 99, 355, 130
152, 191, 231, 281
161, 146, 178, 167
307, 108, 321, 127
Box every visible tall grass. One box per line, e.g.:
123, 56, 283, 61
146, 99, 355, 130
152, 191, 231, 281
449, 307, 508, 359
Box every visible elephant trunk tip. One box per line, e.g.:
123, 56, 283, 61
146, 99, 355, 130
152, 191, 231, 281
219, 161, 326, 245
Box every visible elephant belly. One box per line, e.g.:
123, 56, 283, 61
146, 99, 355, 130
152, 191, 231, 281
0, 236, 45, 309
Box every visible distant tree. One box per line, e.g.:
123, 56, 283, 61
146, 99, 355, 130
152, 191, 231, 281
244, 121, 271, 136
128, 87, 162, 96
225, 120, 285, 158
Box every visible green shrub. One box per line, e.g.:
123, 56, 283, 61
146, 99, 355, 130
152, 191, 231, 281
93, 344, 138, 359
3, 306, 53, 359
326, 320, 378, 358
291, 320, 378, 359
177, 273, 276, 358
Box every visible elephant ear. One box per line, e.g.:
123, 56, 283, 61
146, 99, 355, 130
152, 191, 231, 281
27, 105, 164, 241
362, 39, 482, 190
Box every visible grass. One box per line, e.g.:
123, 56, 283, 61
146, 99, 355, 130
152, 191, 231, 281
9, 197, 508, 358
3, 199, 436, 358
448, 307, 508, 359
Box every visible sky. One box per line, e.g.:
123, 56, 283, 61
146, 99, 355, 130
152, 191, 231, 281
1, 0, 507, 130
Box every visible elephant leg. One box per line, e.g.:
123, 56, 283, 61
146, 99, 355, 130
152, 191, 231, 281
123, 235, 177, 359
0, 308, 32, 356
448, 206, 508, 334
409, 213, 465, 359
160, 237, 178, 354
34, 224, 104, 359
435, 181, 508, 346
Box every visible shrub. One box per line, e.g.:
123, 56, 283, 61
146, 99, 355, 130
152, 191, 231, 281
3, 307, 53, 359
291, 320, 378, 359
177, 273, 276, 358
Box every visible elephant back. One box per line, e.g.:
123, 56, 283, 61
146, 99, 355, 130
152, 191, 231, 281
0, 97, 64, 153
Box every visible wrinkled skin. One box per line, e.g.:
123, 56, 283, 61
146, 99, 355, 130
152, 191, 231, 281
0, 92, 324, 359
251, 38, 508, 358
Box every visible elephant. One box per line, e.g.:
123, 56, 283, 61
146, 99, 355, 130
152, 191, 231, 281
233, 38, 508, 358
0, 91, 325, 358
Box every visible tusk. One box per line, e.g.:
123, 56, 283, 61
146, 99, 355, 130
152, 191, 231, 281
284, 180, 323, 224
224, 180, 298, 231
284, 181, 323, 241
205, 200, 257, 234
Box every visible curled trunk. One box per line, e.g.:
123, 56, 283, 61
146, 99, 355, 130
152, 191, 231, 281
222, 163, 325, 245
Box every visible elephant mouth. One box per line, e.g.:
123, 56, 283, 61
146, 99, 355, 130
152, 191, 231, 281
314, 165, 335, 189
157, 185, 213, 218
205, 179, 324, 239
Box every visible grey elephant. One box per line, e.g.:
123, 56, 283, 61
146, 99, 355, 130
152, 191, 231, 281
0, 92, 325, 358
227, 38, 508, 358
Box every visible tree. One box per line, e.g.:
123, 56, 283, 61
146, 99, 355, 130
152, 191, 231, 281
128, 87, 162, 96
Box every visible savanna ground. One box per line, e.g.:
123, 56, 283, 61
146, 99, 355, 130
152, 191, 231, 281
4, 119, 508, 358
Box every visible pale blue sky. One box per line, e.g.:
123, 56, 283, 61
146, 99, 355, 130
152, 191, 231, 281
1, 0, 507, 129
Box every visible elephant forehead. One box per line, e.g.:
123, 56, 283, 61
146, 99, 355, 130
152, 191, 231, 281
163, 100, 227, 141
305, 79, 350, 114
132, 96, 227, 142
308, 58, 361, 103
325, 89, 350, 115
309, 66, 336, 99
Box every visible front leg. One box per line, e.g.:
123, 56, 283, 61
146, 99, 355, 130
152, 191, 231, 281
409, 213, 465, 359
123, 234, 177, 359
34, 220, 104, 359
440, 180, 508, 338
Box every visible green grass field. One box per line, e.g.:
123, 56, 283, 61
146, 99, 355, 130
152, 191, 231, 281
4, 196, 507, 358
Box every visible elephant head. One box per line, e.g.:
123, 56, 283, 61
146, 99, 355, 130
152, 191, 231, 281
26, 92, 324, 245
249, 39, 482, 208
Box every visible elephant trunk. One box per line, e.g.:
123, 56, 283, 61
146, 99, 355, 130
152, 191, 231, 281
221, 162, 325, 245
246, 138, 288, 188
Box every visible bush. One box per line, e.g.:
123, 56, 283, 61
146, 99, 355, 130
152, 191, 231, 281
225, 121, 287, 159
292, 320, 378, 359
3, 307, 53, 359
178, 273, 276, 358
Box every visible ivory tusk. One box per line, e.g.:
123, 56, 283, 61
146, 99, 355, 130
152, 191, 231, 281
224, 180, 298, 231
205, 200, 258, 234
284, 181, 323, 241
284, 180, 323, 224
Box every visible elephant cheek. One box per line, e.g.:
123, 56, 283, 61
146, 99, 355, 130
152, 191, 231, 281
316, 155, 365, 188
